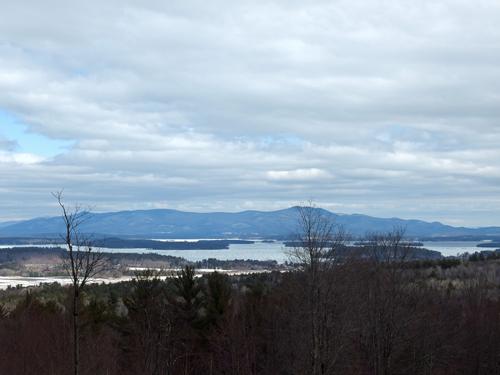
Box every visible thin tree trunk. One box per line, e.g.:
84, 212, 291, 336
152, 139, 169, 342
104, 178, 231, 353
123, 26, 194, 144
73, 287, 80, 375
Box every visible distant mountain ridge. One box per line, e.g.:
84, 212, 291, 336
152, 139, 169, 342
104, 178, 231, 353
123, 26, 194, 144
0, 207, 499, 239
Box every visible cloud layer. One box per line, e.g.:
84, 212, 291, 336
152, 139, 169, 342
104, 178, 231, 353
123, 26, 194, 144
0, 0, 499, 225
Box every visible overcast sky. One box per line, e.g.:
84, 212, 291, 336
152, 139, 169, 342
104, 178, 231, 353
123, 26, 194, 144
0, 0, 499, 226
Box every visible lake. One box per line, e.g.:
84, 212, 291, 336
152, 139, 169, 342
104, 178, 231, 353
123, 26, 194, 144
0, 240, 484, 262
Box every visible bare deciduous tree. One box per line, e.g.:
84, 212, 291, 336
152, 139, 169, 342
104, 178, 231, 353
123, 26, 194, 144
364, 227, 414, 263
288, 202, 349, 375
289, 203, 345, 270
53, 191, 106, 375
357, 228, 416, 375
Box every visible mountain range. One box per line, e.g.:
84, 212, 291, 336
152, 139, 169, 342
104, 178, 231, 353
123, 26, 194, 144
1, 207, 500, 240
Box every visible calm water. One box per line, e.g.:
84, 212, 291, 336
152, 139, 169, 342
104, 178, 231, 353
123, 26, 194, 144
421, 241, 485, 257
144, 241, 484, 262
0, 240, 486, 262
0, 241, 289, 262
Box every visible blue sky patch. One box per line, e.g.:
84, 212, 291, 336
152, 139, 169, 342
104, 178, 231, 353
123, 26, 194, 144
0, 109, 72, 157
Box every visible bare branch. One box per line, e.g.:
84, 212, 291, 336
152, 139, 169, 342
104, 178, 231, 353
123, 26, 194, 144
288, 201, 347, 272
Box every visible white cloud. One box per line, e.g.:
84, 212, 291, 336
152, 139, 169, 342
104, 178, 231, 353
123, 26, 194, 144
0, 151, 44, 165
0, 0, 499, 225
266, 168, 331, 181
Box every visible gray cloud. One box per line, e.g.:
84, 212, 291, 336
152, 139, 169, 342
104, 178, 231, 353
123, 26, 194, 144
0, 0, 499, 225
0, 137, 17, 151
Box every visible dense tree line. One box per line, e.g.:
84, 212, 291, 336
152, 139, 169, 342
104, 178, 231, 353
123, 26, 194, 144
0, 254, 499, 374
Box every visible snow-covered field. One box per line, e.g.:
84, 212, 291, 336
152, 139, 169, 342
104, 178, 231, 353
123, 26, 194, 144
0, 276, 133, 290
0, 268, 273, 289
